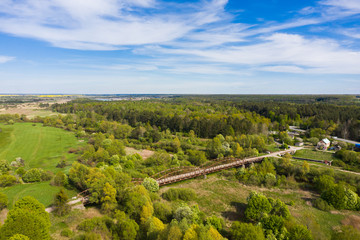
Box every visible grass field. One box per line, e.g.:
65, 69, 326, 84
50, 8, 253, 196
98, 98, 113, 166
160, 175, 359, 240
293, 149, 340, 161
0, 122, 84, 172
1, 181, 77, 208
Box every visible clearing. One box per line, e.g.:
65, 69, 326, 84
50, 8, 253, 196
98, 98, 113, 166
160, 174, 360, 240
0, 181, 77, 209
0, 122, 84, 172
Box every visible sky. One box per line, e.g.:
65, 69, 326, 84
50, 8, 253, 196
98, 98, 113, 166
0, 0, 359, 94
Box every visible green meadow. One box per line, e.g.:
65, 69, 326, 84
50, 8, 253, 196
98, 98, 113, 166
0, 122, 84, 172
1, 181, 77, 208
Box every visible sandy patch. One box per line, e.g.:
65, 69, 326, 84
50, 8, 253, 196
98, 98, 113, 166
125, 147, 155, 159
341, 215, 360, 230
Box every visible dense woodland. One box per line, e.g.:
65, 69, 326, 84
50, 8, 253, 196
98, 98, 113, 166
0, 95, 360, 239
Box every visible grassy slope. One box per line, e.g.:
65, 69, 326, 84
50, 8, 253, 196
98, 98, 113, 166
1, 181, 77, 208
293, 149, 340, 161
160, 175, 358, 240
0, 122, 84, 172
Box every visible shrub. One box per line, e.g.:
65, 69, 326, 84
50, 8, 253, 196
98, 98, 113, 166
287, 224, 313, 240
22, 168, 42, 182
230, 222, 265, 240
77, 217, 110, 233
0, 192, 8, 210
60, 228, 73, 237
9, 234, 30, 240
142, 177, 159, 192
313, 198, 332, 211
264, 173, 277, 187
0, 174, 18, 187
206, 216, 225, 231
22, 168, 53, 182
162, 188, 196, 201
51, 171, 68, 186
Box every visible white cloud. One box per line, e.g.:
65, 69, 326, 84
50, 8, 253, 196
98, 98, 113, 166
0, 0, 228, 50
321, 0, 360, 11
153, 33, 360, 74
0, 56, 15, 63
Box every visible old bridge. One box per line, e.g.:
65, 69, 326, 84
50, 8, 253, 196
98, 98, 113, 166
133, 147, 301, 186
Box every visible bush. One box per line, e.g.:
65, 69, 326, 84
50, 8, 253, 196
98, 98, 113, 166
162, 188, 196, 201
313, 198, 332, 211
77, 217, 110, 233
264, 173, 277, 187
60, 228, 73, 237
9, 234, 30, 240
0, 192, 8, 210
142, 177, 159, 192
230, 222, 265, 240
0, 174, 18, 187
22, 168, 53, 182
51, 171, 68, 186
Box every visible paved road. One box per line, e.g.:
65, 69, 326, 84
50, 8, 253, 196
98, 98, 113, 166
289, 126, 307, 133
331, 137, 360, 145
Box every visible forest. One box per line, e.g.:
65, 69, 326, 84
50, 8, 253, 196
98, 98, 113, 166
0, 95, 360, 240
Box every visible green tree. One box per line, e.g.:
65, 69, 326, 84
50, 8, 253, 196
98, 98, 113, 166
101, 182, 117, 213
245, 193, 272, 222
0, 196, 51, 240
314, 175, 335, 194
230, 222, 265, 240
111, 210, 139, 240
187, 150, 207, 166
69, 162, 90, 190
53, 189, 70, 216
321, 184, 346, 209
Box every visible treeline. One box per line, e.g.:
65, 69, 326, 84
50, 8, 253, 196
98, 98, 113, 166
52, 99, 270, 138
236, 101, 360, 141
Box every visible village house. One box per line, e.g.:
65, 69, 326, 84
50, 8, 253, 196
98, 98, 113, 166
317, 138, 331, 150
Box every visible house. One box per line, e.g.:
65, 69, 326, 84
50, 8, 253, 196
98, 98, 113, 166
294, 137, 304, 147
288, 131, 299, 139
317, 138, 331, 150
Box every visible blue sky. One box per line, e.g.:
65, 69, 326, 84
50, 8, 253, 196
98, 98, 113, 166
0, 0, 359, 94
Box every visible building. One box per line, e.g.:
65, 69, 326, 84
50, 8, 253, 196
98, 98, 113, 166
294, 137, 304, 147
317, 138, 331, 150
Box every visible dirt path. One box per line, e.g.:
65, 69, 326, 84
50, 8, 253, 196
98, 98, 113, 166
45, 198, 84, 213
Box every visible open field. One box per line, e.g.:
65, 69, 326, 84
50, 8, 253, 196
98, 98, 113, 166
0, 98, 72, 118
0, 122, 84, 172
1, 181, 77, 209
160, 175, 359, 240
293, 149, 340, 161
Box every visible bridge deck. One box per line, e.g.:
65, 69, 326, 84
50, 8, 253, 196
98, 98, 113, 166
154, 148, 297, 186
